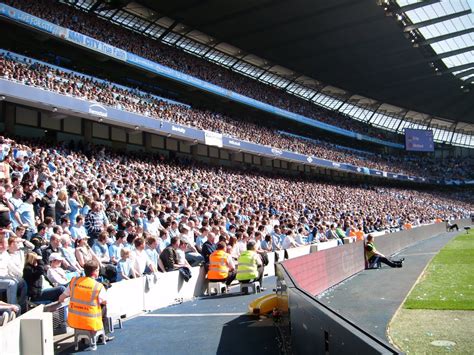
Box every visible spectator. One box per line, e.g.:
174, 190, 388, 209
145, 236, 159, 271
42, 233, 62, 266
0, 235, 27, 311
70, 215, 88, 242
23, 252, 65, 303
0, 186, 13, 228
201, 232, 217, 268
16, 191, 37, 240
159, 236, 180, 272
55, 189, 71, 225
132, 237, 156, 275
60, 234, 83, 273
40, 185, 56, 222
109, 230, 126, 265
46, 253, 72, 286
281, 230, 302, 249
85, 201, 105, 246
116, 248, 137, 281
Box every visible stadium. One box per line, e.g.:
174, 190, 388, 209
0, 0, 472, 354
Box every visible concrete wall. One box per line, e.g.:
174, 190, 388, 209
374, 219, 470, 258
0, 305, 53, 355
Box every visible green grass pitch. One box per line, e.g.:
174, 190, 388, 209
404, 229, 474, 310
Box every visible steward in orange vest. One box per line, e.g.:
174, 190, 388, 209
67, 276, 104, 331
59, 260, 113, 341
207, 241, 236, 286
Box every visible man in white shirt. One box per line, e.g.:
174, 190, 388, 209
0, 235, 27, 310
144, 236, 159, 271
132, 237, 156, 275
282, 230, 302, 249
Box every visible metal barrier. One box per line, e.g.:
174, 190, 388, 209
275, 263, 399, 354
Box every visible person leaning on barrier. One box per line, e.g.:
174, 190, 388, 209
365, 234, 403, 269
446, 220, 459, 232
59, 259, 114, 343
236, 240, 265, 291
207, 241, 236, 288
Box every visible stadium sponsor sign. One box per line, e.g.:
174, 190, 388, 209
0, 4, 60, 36
66, 30, 127, 61
271, 148, 283, 156
88, 104, 108, 118
204, 130, 223, 148
171, 125, 186, 134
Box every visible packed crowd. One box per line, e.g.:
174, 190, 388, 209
2, 52, 473, 180
5, 0, 397, 141
0, 134, 472, 313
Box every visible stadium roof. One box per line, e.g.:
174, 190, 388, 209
65, 0, 474, 147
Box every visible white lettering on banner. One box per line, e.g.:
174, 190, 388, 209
382, 172, 388, 177
393, 175, 398, 178
172, 125, 186, 134
356, 167, 362, 172
66, 31, 127, 61
228, 140, 241, 147
88, 104, 108, 117
306, 156, 313, 163
332, 162, 341, 168
271, 148, 283, 156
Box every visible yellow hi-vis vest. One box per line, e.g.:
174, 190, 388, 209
365, 242, 377, 261
236, 250, 258, 281
67, 277, 104, 331
208, 249, 230, 280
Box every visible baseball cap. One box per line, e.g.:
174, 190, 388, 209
49, 253, 64, 262
77, 234, 90, 240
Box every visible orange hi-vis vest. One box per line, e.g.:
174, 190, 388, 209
67, 277, 104, 331
355, 230, 365, 241
208, 250, 229, 280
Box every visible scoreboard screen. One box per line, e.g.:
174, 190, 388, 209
405, 129, 434, 152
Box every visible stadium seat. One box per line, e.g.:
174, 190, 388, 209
73, 328, 106, 351
207, 282, 226, 296
240, 281, 261, 295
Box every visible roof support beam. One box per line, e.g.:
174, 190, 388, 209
396, 0, 440, 14
107, 8, 122, 19
455, 68, 474, 79
157, 20, 179, 40
404, 9, 472, 32
416, 28, 474, 46
88, 0, 103, 13
141, 15, 164, 35
438, 63, 474, 75
431, 46, 474, 61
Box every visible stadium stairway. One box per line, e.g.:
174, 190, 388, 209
317, 231, 460, 342
57, 276, 279, 354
